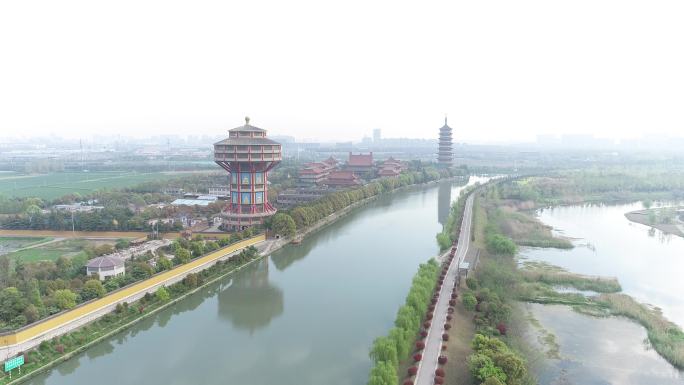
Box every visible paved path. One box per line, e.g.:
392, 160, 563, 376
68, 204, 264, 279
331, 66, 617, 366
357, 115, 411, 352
0, 235, 265, 359
415, 194, 475, 385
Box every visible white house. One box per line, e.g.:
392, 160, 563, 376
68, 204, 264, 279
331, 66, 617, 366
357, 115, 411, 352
86, 255, 125, 280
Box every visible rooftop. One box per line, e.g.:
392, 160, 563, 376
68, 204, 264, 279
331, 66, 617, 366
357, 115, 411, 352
348, 152, 373, 167
229, 116, 266, 132
87, 255, 124, 269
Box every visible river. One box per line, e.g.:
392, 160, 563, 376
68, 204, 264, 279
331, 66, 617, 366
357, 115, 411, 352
26, 177, 484, 385
521, 202, 684, 385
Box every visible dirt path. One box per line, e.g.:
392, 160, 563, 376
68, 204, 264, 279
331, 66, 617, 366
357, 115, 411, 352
444, 291, 475, 385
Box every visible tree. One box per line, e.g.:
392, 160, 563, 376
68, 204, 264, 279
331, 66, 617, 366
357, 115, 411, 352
482, 377, 505, 385
369, 336, 399, 367
81, 279, 106, 300
131, 262, 154, 280
0, 287, 26, 323
272, 213, 296, 237
156, 286, 170, 302
173, 248, 191, 265
468, 353, 507, 383
486, 234, 517, 255
436, 232, 451, 251
190, 241, 205, 257
115, 239, 130, 250
23, 304, 40, 323
184, 273, 199, 288
53, 289, 77, 310
463, 292, 477, 311
55, 256, 73, 279
157, 256, 172, 272
367, 360, 397, 385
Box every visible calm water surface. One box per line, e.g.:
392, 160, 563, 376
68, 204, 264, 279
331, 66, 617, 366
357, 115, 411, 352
27, 177, 484, 385
525, 303, 684, 385
522, 202, 684, 384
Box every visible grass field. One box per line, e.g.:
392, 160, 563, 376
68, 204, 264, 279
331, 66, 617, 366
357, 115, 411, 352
3, 238, 112, 262
0, 171, 180, 200
0, 236, 53, 256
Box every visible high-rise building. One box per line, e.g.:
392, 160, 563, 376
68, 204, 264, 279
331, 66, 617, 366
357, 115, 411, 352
214, 117, 282, 230
437, 117, 453, 167
373, 128, 382, 143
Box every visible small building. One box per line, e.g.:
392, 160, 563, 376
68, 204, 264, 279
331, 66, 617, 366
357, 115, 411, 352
208, 186, 230, 197
377, 157, 407, 177
346, 152, 374, 177
52, 203, 104, 213
325, 170, 362, 188
171, 195, 218, 207
86, 255, 125, 280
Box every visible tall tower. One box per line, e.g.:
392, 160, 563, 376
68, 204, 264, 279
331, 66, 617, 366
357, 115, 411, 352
437, 117, 453, 167
214, 117, 282, 230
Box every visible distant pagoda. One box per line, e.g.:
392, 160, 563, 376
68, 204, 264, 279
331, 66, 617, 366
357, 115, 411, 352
437, 117, 453, 167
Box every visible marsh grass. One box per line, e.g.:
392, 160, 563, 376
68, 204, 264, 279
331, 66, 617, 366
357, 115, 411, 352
597, 293, 684, 369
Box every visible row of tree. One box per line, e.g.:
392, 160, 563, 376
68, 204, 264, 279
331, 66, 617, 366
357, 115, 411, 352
366, 259, 441, 385
0, 229, 259, 331
266, 167, 461, 238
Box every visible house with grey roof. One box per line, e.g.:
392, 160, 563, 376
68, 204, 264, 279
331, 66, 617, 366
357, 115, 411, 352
86, 255, 125, 280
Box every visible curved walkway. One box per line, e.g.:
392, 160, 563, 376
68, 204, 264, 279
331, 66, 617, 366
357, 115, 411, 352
415, 194, 474, 385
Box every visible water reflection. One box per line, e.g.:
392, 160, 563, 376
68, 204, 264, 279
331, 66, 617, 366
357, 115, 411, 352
25, 178, 482, 385
524, 202, 684, 384
437, 181, 452, 225
524, 202, 684, 326
218, 257, 284, 333
525, 304, 684, 385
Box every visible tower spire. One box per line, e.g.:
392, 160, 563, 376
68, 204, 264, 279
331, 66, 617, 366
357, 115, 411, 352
444, 114, 448, 126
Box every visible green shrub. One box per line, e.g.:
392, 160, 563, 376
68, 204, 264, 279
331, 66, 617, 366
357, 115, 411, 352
463, 293, 477, 311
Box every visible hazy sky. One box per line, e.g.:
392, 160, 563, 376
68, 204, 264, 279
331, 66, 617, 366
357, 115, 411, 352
1, 0, 683, 143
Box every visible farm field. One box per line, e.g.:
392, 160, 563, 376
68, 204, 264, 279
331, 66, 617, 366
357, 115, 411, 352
0, 171, 182, 200
2, 238, 116, 263
0, 236, 53, 255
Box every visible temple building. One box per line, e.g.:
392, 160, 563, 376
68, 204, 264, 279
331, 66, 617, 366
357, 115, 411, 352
214, 117, 282, 230
297, 156, 339, 187
346, 152, 374, 177
377, 157, 407, 177
325, 170, 362, 187
438, 117, 453, 167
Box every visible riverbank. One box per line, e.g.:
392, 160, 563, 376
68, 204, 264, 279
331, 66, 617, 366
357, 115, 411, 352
479, 178, 684, 375
1, 246, 264, 385
625, 207, 684, 238
5, 176, 473, 385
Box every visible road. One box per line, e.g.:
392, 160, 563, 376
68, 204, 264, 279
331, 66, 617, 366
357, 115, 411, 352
414, 194, 475, 385
0, 235, 265, 360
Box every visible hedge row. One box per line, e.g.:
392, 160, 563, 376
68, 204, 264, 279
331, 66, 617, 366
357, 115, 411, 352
367, 259, 441, 385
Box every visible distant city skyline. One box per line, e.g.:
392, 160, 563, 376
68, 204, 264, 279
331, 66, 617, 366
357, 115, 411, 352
1, 0, 683, 144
